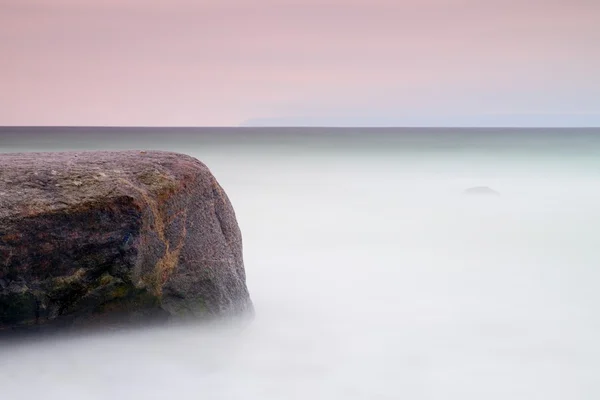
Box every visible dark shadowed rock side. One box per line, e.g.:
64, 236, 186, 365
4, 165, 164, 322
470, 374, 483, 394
0, 151, 253, 332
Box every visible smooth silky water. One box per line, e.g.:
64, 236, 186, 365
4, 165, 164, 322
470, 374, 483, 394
1, 128, 599, 399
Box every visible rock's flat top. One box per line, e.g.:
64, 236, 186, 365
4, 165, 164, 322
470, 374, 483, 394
0, 151, 207, 219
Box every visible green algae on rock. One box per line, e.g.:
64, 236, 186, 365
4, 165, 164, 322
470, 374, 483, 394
0, 151, 253, 331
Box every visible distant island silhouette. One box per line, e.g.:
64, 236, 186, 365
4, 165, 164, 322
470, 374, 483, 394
241, 114, 600, 127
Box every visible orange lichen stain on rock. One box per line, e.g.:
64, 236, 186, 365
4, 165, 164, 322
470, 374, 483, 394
149, 193, 188, 289
1, 233, 22, 242
118, 177, 187, 295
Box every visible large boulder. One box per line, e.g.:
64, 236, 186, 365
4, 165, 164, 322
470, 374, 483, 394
0, 151, 253, 331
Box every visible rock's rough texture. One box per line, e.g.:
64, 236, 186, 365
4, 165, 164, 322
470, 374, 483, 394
0, 151, 253, 331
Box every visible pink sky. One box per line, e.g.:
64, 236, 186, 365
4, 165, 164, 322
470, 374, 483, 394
1, 0, 599, 126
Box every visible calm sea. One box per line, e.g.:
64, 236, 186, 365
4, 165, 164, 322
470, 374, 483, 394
1, 127, 600, 399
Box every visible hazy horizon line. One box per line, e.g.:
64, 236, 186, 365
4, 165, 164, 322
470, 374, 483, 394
2, 125, 600, 129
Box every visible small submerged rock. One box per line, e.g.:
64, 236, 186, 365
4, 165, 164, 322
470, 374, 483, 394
0, 151, 253, 333
463, 186, 501, 197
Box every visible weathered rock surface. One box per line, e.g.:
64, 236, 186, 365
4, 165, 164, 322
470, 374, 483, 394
0, 151, 253, 331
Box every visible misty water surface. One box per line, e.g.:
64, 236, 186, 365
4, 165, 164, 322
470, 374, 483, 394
1, 129, 599, 399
